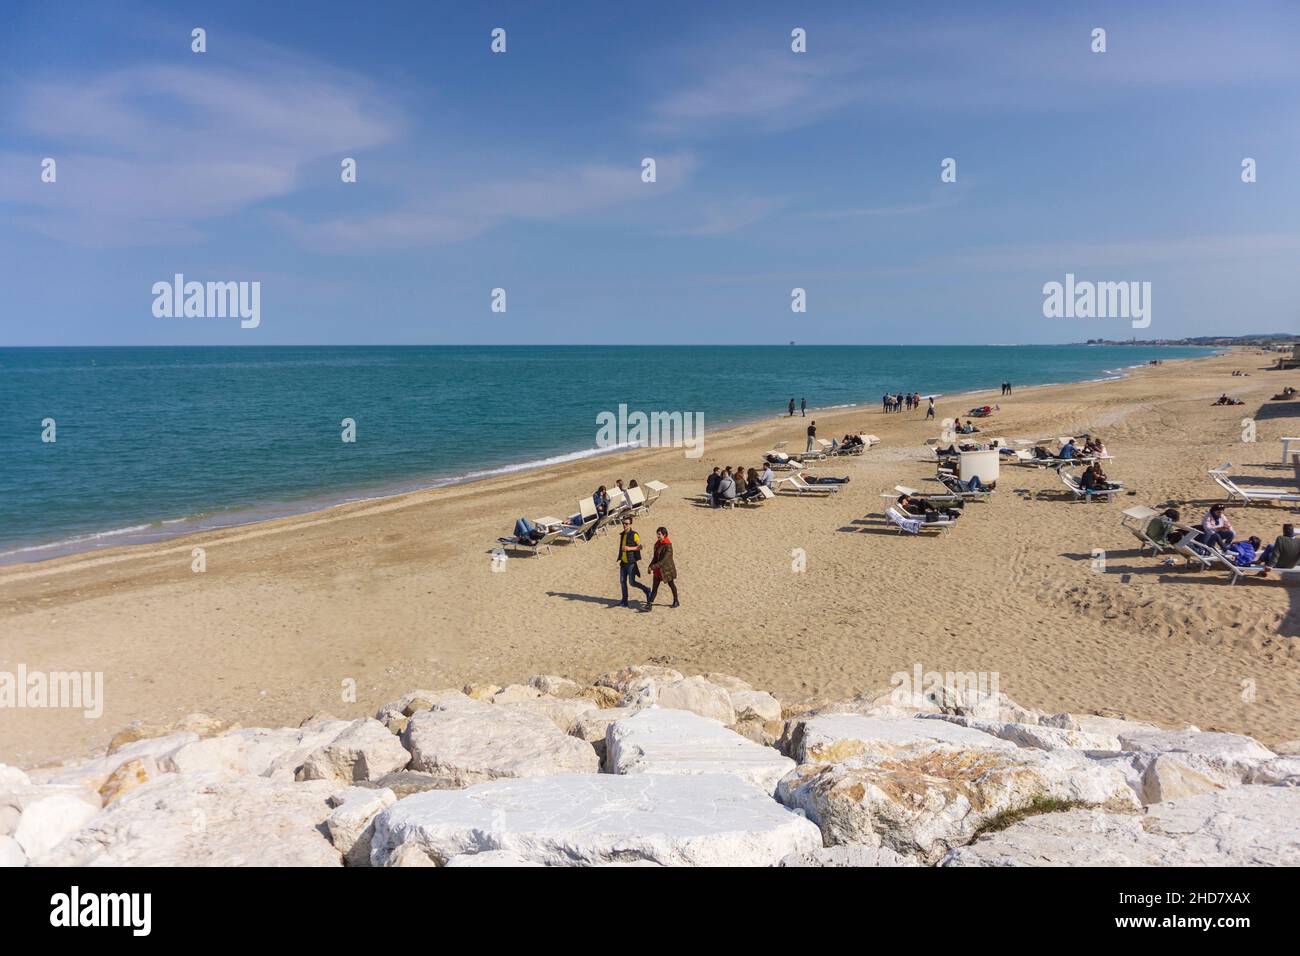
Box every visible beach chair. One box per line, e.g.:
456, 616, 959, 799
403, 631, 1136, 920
885, 505, 953, 535
579, 497, 618, 537
626, 486, 648, 515
1010, 449, 1064, 469
862, 435, 881, 449
1168, 538, 1246, 584
1060, 470, 1123, 501
777, 472, 838, 495
642, 480, 668, 511
735, 484, 775, 507
932, 470, 993, 501
555, 514, 597, 544
496, 528, 563, 557
1209, 464, 1300, 505
890, 485, 964, 505
1120, 506, 1168, 555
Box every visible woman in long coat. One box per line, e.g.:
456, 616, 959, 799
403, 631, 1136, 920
645, 526, 679, 610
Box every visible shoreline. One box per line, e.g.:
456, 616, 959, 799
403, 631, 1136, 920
1, 351, 1216, 569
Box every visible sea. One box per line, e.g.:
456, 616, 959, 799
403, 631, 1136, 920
0, 344, 1212, 563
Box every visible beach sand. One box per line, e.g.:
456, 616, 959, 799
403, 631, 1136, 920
2, 349, 1298, 769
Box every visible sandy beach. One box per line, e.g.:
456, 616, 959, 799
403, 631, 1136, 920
3, 349, 1298, 770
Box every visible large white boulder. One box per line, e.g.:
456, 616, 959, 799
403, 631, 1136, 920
371, 773, 820, 867
36, 773, 342, 866
161, 722, 353, 781
604, 709, 795, 795
34, 732, 198, 793
1099, 728, 1280, 803
527, 675, 582, 699
326, 786, 397, 866
924, 714, 1121, 752
0, 765, 31, 789
402, 699, 598, 787
12, 790, 101, 861
621, 676, 737, 725
943, 785, 1300, 866
499, 698, 597, 734
777, 745, 1138, 863
297, 719, 410, 784
595, 664, 684, 693
729, 690, 782, 724
780, 714, 1014, 765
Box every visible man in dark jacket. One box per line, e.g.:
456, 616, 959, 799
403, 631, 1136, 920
616, 516, 652, 607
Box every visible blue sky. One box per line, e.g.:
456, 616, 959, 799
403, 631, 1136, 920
1, 0, 1298, 345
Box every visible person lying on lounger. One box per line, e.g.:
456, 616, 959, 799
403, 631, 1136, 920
505, 517, 547, 545
1227, 536, 1263, 567
942, 473, 987, 493
897, 493, 960, 523
802, 473, 851, 484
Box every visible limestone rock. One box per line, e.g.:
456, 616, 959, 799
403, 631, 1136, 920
733, 716, 784, 748
374, 689, 468, 728
499, 697, 597, 734
777, 746, 1138, 863
1039, 713, 1159, 737
298, 711, 339, 728
0, 765, 31, 789
528, 675, 581, 698
98, 757, 158, 805
371, 773, 820, 867
701, 672, 752, 691
491, 684, 543, 703
445, 850, 545, 867
594, 664, 684, 693
943, 785, 1300, 866
327, 786, 396, 866
622, 676, 736, 725
778, 844, 918, 867
1274, 739, 1300, 757
779, 714, 1014, 765
463, 683, 502, 701
37, 773, 342, 866
604, 709, 795, 795
0, 834, 25, 867
402, 699, 598, 786
357, 771, 458, 798
577, 685, 623, 709
12, 790, 101, 860
161, 722, 353, 781
925, 714, 1120, 752
1112, 728, 1278, 800
729, 689, 782, 724
297, 718, 411, 784
39, 732, 198, 793
570, 706, 641, 761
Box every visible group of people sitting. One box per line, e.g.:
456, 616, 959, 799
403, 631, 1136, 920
950, 418, 981, 435
884, 392, 921, 413
704, 465, 773, 506
1076, 461, 1118, 492
827, 433, 868, 454
896, 492, 962, 524
1146, 505, 1300, 573
1212, 394, 1245, 406
1026, 435, 1108, 462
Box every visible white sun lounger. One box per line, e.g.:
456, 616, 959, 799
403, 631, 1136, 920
777, 472, 838, 495
892, 484, 964, 505
642, 480, 668, 511
1060, 470, 1123, 501
933, 470, 994, 501
885, 505, 953, 535
496, 528, 563, 557
1209, 464, 1300, 505
1168, 537, 1247, 584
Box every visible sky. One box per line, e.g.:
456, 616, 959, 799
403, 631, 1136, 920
1, 0, 1298, 346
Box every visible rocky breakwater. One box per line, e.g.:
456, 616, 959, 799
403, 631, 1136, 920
3, 666, 1297, 867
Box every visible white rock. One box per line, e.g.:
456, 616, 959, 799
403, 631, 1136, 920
0, 765, 31, 789
777, 746, 1138, 863
604, 709, 795, 795
162, 722, 353, 781
926, 714, 1120, 752
374, 688, 469, 726
491, 684, 543, 703
37, 772, 342, 866
778, 844, 918, 867
37, 732, 198, 793
444, 850, 545, 867
700, 672, 753, 691
499, 697, 597, 734
729, 689, 782, 724
298, 718, 410, 783
1249, 756, 1300, 786
780, 714, 1014, 764
1114, 728, 1277, 799
943, 785, 1300, 866
595, 664, 684, 693
527, 675, 581, 698
1040, 713, 1160, 737
13, 791, 100, 860
326, 786, 396, 866
403, 699, 598, 786
1, 783, 99, 838
0, 834, 25, 867
371, 773, 820, 867
622, 676, 736, 725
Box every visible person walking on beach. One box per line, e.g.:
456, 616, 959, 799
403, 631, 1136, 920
788, 398, 795, 417
926, 397, 935, 420
616, 516, 651, 607
800, 397, 807, 417
643, 526, 678, 611
806, 420, 817, 453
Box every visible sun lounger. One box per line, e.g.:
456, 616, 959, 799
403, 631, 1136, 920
1167, 538, 1246, 584
1121, 506, 1168, 554
1010, 449, 1066, 469
885, 505, 953, 535
1209, 464, 1300, 505
890, 485, 964, 505
933, 471, 993, 501
496, 528, 563, 557
1060, 470, 1123, 501
777, 472, 838, 495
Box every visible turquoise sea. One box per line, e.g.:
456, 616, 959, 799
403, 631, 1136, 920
0, 345, 1211, 563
